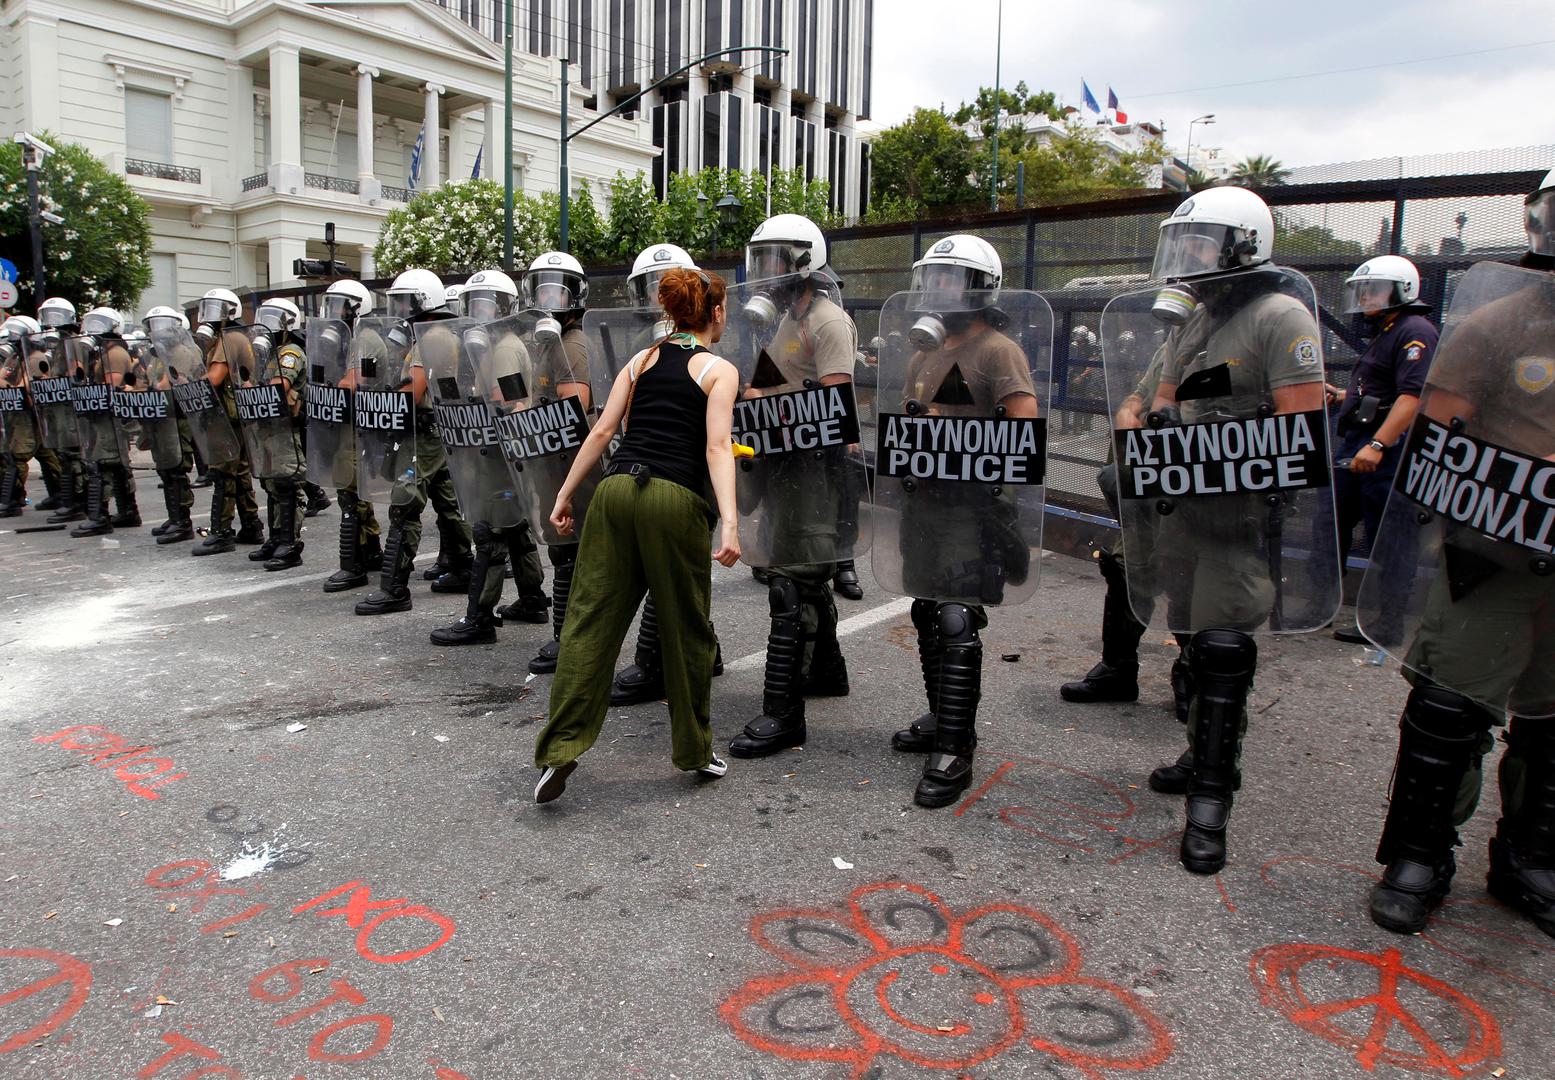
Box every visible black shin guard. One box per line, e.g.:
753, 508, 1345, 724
1489, 718, 1555, 938
1060, 550, 1144, 703
528, 545, 576, 674
70, 466, 111, 536
893, 599, 943, 752
610, 597, 665, 705
263, 482, 303, 570
466, 522, 496, 621
1181, 629, 1257, 875
729, 576, 807, 757
915, 603, 982, 808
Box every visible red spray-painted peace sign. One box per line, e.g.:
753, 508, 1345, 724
0, 948, 93, 1055
1251, 943, 1501, 1077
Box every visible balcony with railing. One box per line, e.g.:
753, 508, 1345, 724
380, 186, 412, 203
305, 173, 360, 195
125, 159, 202, 184
241, 173, 269, 192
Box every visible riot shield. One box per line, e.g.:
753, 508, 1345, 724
870, 290, 1051, 605
228, 326, 302, 480
350, 315, 417, 504
0, 336, 33, 454
22, 332, 79, 452
416, 315, 526, 529
487, 310, 599, 545
719, 277, 873, 567
1101, 265, 1341, 635
112, 339, 182, 473
66, 335, 129, 466
150, 323, 241, 466
304, 318, 357, 492
1357, 260, 1555, 719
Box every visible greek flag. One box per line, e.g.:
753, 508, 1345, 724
471, 144, 483, 180
408, 124, 425, 190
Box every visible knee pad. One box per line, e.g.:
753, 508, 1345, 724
1406, 683, 1497, 742
472, 520, 495, 548
767, 575, 802, 618
1189, 628, 1258, 682
936, 603, 980, 647
548, 543, 577, 570
387, 503, 413, 529
910, 598, 939, 635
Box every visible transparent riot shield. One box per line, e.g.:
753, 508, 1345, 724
25, 332, 80, 452
1357, 260, 1555, 719
112, 340, 182, 473
416, 315, 526, 529
66, 335, 129, 466
719, 276, 873, 567
487, 310, 600, 545
350, 315, 417, 504
150, 323, 241, 467
0, 335, 33, 454
1101, 265, 1341, 635
304, 318, 357, 493
229, 326, 303, 481
869, 290, 1051, 606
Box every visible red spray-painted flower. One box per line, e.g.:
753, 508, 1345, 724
720, 882, 1173, 1079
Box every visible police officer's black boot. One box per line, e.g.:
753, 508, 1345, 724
528, 545, 576, 674
1061, 551, 1145, 703
46, 464, 85, 524
423, 515, 457, 581
264, 484, 304, 571
1369, 686, 1489, 934
324, 504, 369, 591
249, 492, 283, 561
496, 524, 550, 623
1486, 718, 1555, 940
611, 597, 666, 705
730, 576, 808, 757
109, 465, 141, 527
70, 468, 113, 537
355, 513, 412, 614
832, 559, 863, 601
1179, 629, 1256, 875
35, 459, 60, 511
433, 522, 500, 645
430, 516, 473, 594
235, 513, 265, 545
193, 476, 235, 555
804, 588, 849, 697
0, 459, 19, 517
893, 599, 944, 753
156, 473, 194, 545
303, 481, 332, 517
915, 603, 982, 808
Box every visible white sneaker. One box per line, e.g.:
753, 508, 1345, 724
697, 753, 729, 779
534, 761, 577, 803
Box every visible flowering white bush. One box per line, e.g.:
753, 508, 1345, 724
373, 179, 548, 276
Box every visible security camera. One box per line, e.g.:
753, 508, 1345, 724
39, 211, 64, 225
12, 132, 56, 158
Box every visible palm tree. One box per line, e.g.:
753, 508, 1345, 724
1228, 155, 1291, 187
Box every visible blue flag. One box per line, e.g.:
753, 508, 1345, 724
1081, 80, 1101, 114
471, 143, 483, 180
408, 124, 425, 190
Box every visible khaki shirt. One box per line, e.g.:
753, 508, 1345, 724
1427, 279, 1555, 455
905, 325, 1034, 417
764, 294, 857, 385
1171, 290, 1322, 424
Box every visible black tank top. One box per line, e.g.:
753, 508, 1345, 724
607, 339, 713, 497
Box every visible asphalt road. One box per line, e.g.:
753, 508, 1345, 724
1, 493, 1550, 1080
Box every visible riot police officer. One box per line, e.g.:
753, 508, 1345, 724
191, 288, 265, 555
137, 307, 198, 545
355, 268, 474, 615
68, 307, 140, 537
727, 214, 861, 759
235, 297, 309, 571
1360, 168, 1555, 939
0, 315, 43, 517
1325, 255, 1436, 643
36, 297, 87, 522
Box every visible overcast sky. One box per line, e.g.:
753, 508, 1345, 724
870, 0, 1555, 172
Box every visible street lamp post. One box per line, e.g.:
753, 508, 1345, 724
714, 190, 742, 257
1184, 113, 1215, 189
989, 0, 1003, 211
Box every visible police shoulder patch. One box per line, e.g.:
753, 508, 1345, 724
1403, 342, 1425, 364
277, 344, 304, 373
1290, 336, 1319, 367
1514, 355, 1555, 395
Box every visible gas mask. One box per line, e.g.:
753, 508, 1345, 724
532, 316, 562, 347
193, 323, 217, 349
385, 321, 412, 351
1151, 284, 1199, 326
462, 325, 492, 355
250, 331, 274, 369
742, 292, 780, 327
316, 323, 346, 356
908, 314, 948, 352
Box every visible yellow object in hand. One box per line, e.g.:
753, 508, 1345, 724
731, 440, 755, 459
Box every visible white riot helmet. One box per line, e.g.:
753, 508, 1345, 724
256, 297, 302, 334
746, 213, 828, 281
142, 306, 189, 334
80, 307, 125, 337
385, 268, 446, 321
1343, 255, 1421, 315
2, 315, 41, 339
1152, 186, 1274, 281
196, 288, 242, 327
1526, 167, 1555, 257
37, 297, 77, 330
522, 251, 588, 315
627, 244, 696, 308
906, 234, 1004, 351
322, 279, 373, 323
463, 269, 519, 321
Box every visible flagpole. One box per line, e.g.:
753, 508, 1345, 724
989, 0, 1002, 211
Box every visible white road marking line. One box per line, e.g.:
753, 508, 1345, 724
720, 595, 914, 674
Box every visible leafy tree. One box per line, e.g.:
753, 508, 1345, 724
954, 81, 1064, 200
868, 108, 978, 211
0, 132, 152, 312
1274, 210, 1366, 258
1228, 155, 1291, 187
604, 172, 665, 261
373, 179, 547, 276
1012, 120, 1163, 204
538, 179, 608, 263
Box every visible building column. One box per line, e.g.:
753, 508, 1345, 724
422, 83, 444, 191
483, 98, 508, 187
225, 60, 255, 195
687, 71, 705, 173
359, 246, 376, 281
839, 115, 858, 220
17, 15, 61, 133
267, 235, 309, 288
356, 65, 381, 202
268, 43, 304, 194
807, 99, 827, 184
733, 70, 756, 176
773, 85, 794, 173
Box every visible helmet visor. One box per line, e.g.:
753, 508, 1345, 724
80, 312, 117, 336
1527, 188, 1555, 257
908, 264, 984, 312
385, 291, 420, 321
322, 294, 359, 322
255, 306, 290, 333
524, 270, 581, 312
1342, 277, 1404, 315
464, 290, 506, 322
145, 315, 182, 336
1152, 222, 1241, 280
746, 243, 799, 281
38, 307, 72, 330
197, 297, 234, 325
